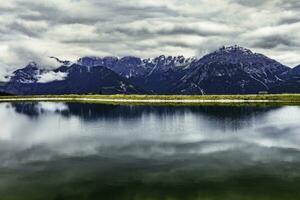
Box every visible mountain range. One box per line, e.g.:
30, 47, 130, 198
1, 45, 299, 95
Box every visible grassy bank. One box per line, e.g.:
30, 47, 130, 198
0, 94, 300, 106
1, 93, 300, 100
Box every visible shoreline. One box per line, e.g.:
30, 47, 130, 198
0, 94, 300, 105
0, 97, 284, 103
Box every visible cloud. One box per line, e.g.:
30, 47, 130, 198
251, 35, 294, 49
114, 21, 236, 37
0, 0, 300, 78
0, 62, 10, 82
230, 0, 269, 7
276, 0, 300, 10
48, 24, 99, 43
37, 71, 68, 83
8, 20, 48, 38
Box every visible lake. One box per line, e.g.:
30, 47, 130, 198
0, 102, 300, 200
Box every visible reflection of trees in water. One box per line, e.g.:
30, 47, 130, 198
189, 106, 277, 131
10, 102, 279, 129
11, 102, 45, 118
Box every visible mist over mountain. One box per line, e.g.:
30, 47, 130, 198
0, 46, 299, 95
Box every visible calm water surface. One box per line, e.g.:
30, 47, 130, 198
0, 102, 300, 200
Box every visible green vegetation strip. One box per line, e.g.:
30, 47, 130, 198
0, 94, 300, 106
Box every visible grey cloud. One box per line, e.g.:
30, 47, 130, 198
114, 25, 233, 37
230, 0, 269, 7
0, 0, 300, 71
61, 38, 104, 44
7, 21, 45, 38
90, 0, 178, 18
16, 1, 101, 25
19, 12, 102, 25
16, 0, 176, 26
276, 0, 300, 10
278, 16, 300, 25
6, 46, 60, 69
160, 41, 196, 49
112, 5, 177, 19
251, 35, 294, 49
10, 46, 40, 64
0, 7, 15, 13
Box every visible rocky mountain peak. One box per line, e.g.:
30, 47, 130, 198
1, 46, 297, 95
216, 45, 254, 55
77, 56, 119, 67
50, 57, 72, 66
25, 62, 39, 70
8, 62, 41, 84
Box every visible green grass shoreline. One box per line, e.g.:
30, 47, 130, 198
0, 94, 300, 106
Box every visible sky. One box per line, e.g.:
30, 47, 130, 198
0, 0, 300, 77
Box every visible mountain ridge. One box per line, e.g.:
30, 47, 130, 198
1, 46, 299, 95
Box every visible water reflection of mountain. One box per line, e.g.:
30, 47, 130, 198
10, 102, 279, 128
11, 102, 44, 117
11, 102, 277, 119
2, 102, 300, 200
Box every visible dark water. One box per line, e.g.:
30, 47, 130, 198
0, 102, 300, 200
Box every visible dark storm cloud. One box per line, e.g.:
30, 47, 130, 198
0, 0, 300, 72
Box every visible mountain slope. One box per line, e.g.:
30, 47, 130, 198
76, 46, 290, 95
171, 46, 290, 94
2, 63, 144, 95
270, 64, 300, 93
0, 46, 296, 95
78, 55, 196, 94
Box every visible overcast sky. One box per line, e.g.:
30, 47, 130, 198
0, 0, 300, 74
